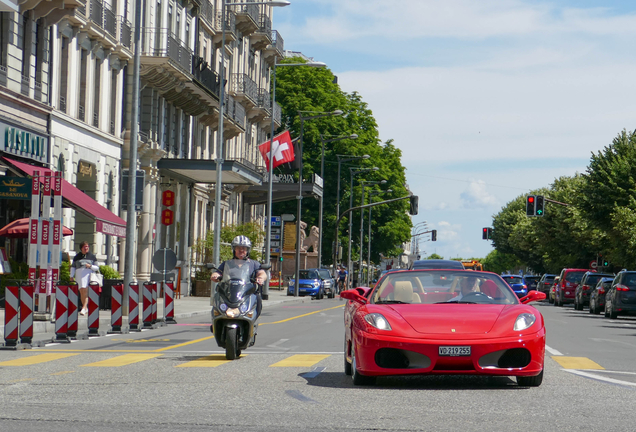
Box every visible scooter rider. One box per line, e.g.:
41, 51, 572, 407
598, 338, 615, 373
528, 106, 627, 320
210, 235, 267, 318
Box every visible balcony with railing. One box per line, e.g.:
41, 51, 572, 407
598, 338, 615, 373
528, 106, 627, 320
263, 100, 281, 131
247, 87, 271, 123
263, 30, 284, 66
223, 94, 246, 138
19, 0, 85, 26
213, 9, 237, 48
113, 16, 133, 58
251, 14, 272, 51
232, 1, 259, 36
231, 73, 258, 109
199, 0, 216, 34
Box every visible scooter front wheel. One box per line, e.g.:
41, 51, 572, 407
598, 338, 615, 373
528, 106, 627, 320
225, 327, 240, 360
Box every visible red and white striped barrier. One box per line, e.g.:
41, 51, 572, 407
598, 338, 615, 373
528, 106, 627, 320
67, 284, 79, 338
128, 282, 141, 332
54, 284, 70, 342
109, 282, 125, 333
2, 285, 19, 347
151, 281, 158, 324
142, 281, 154, 329
19, 283, 35, 345
87, 282, 100, 336
164, 281, 177, 324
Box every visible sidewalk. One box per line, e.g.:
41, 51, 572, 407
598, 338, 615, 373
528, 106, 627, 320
0, 286, 304, 341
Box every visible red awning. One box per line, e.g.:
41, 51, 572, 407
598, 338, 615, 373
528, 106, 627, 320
2, 157, 127, 237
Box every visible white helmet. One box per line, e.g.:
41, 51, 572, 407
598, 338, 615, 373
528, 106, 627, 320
231, 235, 251, 258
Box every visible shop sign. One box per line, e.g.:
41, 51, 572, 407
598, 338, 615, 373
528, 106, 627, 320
2, 122, 48, 163
78, 160, 97, 180
0, 176, 31, 200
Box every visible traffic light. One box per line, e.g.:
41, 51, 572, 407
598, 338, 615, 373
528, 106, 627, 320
535, 195, 544, 216
279, 255, 283, 262
409, 195, 419, 215
603, 259, 609, 267
488, 227, 493, 239
431, 230, 437, 241
483, 228, 488, 240
526, 195, 535, 216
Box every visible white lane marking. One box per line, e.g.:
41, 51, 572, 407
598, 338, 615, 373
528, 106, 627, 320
564, 369, 636, 388
325, 319, 333, 324
583, 370, 636, 376
545, 344, 563, 356
589, 338, 636, 348
302, 366, 327, 379
267, 338, 289, 348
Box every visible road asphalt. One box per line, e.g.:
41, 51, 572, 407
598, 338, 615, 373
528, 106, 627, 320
0, 285, 306, 343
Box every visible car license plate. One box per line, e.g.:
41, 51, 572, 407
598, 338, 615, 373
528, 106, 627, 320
439, 346, 471, 356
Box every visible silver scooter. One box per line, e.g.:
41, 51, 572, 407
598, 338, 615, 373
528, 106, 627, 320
209, 260, 269, 360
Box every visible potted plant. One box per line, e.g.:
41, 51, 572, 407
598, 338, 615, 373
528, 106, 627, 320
99, 265, 122, 310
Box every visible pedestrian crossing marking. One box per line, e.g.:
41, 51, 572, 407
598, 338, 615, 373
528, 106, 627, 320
0, 353, 79, 366
80, 353, 162, 367
270, 354, 330, 367
552, 356, 605, 370
175, 354, 237, 368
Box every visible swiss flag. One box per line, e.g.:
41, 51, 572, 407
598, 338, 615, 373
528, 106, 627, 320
259, 131, 295, 170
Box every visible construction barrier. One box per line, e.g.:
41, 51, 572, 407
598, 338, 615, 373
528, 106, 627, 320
128, 282, 141, 331
142, 281, 154, 329
19, 283, 35, 345
151, 281, 158, 324
164, 281, 177, 324
109, 282, 125, 333
87, 282, 100, 336
54, 284, 70, 343
2, 284, 19, 347
67, 284, 79, 338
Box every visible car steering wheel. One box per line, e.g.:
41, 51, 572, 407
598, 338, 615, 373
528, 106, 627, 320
460, 292, 494, 302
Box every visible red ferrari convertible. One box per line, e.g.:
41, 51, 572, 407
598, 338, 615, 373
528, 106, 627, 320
341, 269, 546, 386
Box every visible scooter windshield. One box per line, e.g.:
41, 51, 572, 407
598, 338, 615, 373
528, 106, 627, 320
221, 259, 254, 304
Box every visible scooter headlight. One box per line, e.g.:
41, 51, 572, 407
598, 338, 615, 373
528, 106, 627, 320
219, 303, 228, 312
239, 302, 249, 314
226, 308, 240, 318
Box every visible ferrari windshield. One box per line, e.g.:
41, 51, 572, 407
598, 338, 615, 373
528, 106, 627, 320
371, 270, 518, 305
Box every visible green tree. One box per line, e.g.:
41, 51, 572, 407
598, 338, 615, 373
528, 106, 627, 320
427, 253, 443, 260
271, 58, 411, 266
481, 250, 523, 275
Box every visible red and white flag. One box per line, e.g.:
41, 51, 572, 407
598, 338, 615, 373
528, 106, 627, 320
259, 130, 295, 170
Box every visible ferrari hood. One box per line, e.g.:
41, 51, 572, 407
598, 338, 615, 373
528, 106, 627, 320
388, 304, 506, 335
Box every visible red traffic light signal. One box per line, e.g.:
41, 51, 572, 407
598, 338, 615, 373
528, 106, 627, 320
483, 228, 488, 240
526, 195, 536, 216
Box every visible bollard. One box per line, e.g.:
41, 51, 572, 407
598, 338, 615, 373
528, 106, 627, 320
87, 282, 100, 336
151, 281, 158, 324
67, 284, 79, 338
54, 284, 70, 343
142, 281, 154, 329
164, 281, 177, 324
2, 285, 20, 348
108, 282, 127, 334
128, 282, 141, 332
19, 283, 35, 345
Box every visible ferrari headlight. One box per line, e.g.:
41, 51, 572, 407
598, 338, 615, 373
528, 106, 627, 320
364, 313, 392, 331
239, 302, 249, 314
514, 313, 536, 331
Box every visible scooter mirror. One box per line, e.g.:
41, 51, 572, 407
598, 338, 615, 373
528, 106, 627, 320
261, 264, 272, 271
206, 263, 219, 270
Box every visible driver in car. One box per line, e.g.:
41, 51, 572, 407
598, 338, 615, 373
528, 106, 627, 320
453, 276, 480, 301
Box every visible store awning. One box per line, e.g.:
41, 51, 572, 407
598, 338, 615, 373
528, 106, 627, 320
2, 157, 127, 237
157, 158, 263, 185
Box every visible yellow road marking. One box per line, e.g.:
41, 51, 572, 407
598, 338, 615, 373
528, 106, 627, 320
0, 353, 79, 366
260, 304, 344, 325
154, 336, 216, 352
552, 356, 605, 370
176, 354, 238, 368
80, 354, 162, 367
270, 354, 330, 367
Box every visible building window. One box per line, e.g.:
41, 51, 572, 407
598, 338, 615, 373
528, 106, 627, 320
79, 49, 88, 121
93, 60, 101, 128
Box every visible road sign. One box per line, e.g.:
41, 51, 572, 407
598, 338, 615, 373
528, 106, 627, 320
271, 216, 281, 227
271, 241, 280, 247
590, 261, 598, 269
153, 248, 177, 272
271, 234, 280, 240
270, 248, 280, 253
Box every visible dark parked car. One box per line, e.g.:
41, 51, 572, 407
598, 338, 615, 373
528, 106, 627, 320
287, 268, 336, 299
574, 272, 614, 310
555, 268, 588, 306
605, 270, 636, 319
501, 275, 528, 298
539, 274, 556, 297
525, 275, 541, 291
589, 277, 614, 315
410, 259, 465, 270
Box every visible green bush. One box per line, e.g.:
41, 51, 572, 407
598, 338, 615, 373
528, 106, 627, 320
99, 265, 121, 280
59, 261, 71, 283
0, 259, 29, 298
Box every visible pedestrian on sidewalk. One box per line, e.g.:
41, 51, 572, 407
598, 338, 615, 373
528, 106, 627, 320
70, 241, 99, 316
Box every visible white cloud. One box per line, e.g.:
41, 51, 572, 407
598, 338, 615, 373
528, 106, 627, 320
460, 180, 498, 208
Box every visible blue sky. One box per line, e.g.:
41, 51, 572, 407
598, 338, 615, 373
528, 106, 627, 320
273, 0, 636, 260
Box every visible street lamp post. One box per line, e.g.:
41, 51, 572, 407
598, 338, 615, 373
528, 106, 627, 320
367, 188, 391, 285
263, 59, 325, 299
358, 179, 386, 285
348, 167, 378, 287
294, 110, 344, 296
212, 0, 290, 281
317, 134, 357, 271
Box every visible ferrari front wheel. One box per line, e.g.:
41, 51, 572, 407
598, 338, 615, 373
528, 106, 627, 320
351, 345, 375, 386
344, 340, 352, 376
517, 370, 543, 387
